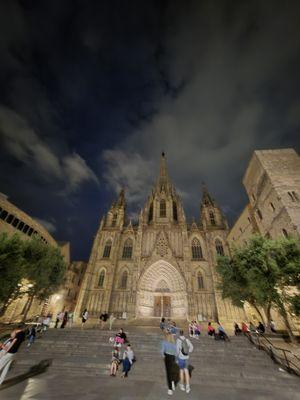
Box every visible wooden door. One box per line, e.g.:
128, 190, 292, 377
154, 296, 162, 317
163, 296, 171, 318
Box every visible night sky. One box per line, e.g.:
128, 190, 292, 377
0, 1, 300, 261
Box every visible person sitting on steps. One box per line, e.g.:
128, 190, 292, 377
110, 346, 120, 377
207, 322, 215, 336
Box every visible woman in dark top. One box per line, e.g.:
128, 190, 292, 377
61, 311, 68, 329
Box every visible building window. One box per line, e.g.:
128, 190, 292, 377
197, 272, 204, 290
148, 203, 153, 222
98, 270, 105, 287
12, 217, 19, 227
23, 225, 29, 234
173, 201, 178, 221
247, 217, 251, 223
192, 238, 203, 259
270, 202, 275, 212
122, 238, 133, 259
215, 239, 224, 256
252, 194, 256, 201
103, 239, 112, 258
209, 211, 216, 225
239, 227, 243, 233
112, 213, 117, 227
257, 209, 263, 220
160, 199, 166, 217
282, 229, 288, 238
0, 210, 8, 220
28, 228, 34, 236
17, 221, 24, 231
6, 214, 14, 224
120, 270, 128, 289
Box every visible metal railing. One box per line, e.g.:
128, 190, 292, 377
245, 331, 300, 376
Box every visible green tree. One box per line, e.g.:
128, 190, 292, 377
22, 236, 67, 320
216, 253, 267, 324
0, 233, 26, 316
217, 235, 300, 343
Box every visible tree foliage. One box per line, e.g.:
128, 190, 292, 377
23, 236, 67, 300
217, 235, 300, 342
0, 233, 67, 319
0, 233, 25, 315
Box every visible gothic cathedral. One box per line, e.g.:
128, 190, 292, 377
75, 153, 244, 325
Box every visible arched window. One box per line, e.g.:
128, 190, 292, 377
120, 270, 128, 289
209, 211, 216, 225
160, 199, 166, 217
98, 270, 105, 287
103, 239, 112, 258
282, 229, 288, 238
112, 213, 117, 227
148, 203, 153, 222
122, 238, 133, 259
197, 272, 204, 290
215, 239, 224, 256
192, 238, 203, 259
173, 201, 178, 221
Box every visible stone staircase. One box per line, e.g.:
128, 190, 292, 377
7, 326, 300, 397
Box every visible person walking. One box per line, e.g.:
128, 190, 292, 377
81, 309, 88, 328
161, 330, 177, 395
270, 320, 277, 333
176, 330, 193, 393
0, 324, 25, 385
27, 325, 36, 347
68, 311, 74, 328
122, 344, 134, 378
60, 311, 68, 329
109, 313, 116, 331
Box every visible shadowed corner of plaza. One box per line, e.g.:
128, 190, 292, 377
0, 359, 52, 391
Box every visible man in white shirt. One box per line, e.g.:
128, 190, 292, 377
176, 330, 193, 393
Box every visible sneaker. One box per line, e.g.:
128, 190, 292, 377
171, 381, 175, 391
179, 384, 185, 391
186, 386, 191, 394
167, 390, 173, 396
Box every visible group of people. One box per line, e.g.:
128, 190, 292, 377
109, 328, 135, 378
55, 311, 74, 329
234, 320, 277, 336
187, 320, 230, 341
160, 320, 194, 396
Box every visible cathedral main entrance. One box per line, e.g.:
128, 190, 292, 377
137, 260, 187, 318
154, 296, 171, 317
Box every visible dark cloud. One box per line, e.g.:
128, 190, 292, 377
0, 0, 299, 259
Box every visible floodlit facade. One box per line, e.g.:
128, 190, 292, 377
75, 153, 245, 325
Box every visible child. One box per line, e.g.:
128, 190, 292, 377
110, 347, 120, 376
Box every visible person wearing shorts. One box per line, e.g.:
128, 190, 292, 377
176, 330, 193, 393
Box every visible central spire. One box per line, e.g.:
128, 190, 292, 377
159, 151, 169, 183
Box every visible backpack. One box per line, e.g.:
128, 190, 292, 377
180, 338, 190, 356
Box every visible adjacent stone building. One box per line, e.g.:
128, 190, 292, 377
228, 148, 300, 330
75, 153, 244, 325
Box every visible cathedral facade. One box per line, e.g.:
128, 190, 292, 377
75, 153, 244, 324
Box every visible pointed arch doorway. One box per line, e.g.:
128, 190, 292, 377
137, 260, 187, 318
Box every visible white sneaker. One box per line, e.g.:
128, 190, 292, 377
171, 381, 175, 391
186, 386, 191, 394
167, 390, 173, 395
179, 384, 185, 391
